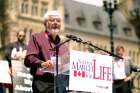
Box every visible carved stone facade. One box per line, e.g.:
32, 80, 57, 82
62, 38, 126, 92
64, 0, 140, 64
0, 0, 64, 58
63, 0, 140, 92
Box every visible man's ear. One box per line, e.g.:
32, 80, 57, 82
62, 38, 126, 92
44, 20, 47, 26
44, 21, 46, 26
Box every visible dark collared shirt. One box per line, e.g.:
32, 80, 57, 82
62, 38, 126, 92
24, 32, 69, 76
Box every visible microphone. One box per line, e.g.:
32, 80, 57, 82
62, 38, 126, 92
66, 34, 76, 38
66, 34, 77, 41
76, 37, 82, 42
66, 34, 83, 43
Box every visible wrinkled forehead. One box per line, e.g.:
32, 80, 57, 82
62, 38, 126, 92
17, 31, 25, 36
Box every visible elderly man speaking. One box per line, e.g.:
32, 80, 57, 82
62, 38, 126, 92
24, 10, 68, 93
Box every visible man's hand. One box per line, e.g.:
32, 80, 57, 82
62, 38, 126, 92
124, 76, 132, 82
41, 60, 53, 69
8, 67, 16, 77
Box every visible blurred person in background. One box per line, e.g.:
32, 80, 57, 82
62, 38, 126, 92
5, 30, 27, 62
113, 45, 140, 93
5, 30, 27, 93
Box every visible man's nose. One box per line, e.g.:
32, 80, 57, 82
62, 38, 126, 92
53, 20, 60, 25
53, 22, 58, 26
54, 19, 59, 23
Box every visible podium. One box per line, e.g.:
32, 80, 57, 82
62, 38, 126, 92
47, 50, 113, 93
27, 49, 113, 93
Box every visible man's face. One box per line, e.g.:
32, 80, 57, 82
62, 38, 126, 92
116, 48, 124, 57
17, 31, 25, 43
45, 15, 61, 36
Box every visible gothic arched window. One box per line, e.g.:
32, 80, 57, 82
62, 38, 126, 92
21, 0, 29, 14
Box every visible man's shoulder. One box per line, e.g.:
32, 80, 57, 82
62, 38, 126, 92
123, 56, 132, 60
5, 42, 18, 50
123, 56, 132, 64
32, 32, 44, 36
7, 41, 17, 46
31, 32, 46, 40
31, 32, 47, 43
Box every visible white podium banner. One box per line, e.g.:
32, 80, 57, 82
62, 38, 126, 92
69, 50, 113, 93
0, 60, 11, 84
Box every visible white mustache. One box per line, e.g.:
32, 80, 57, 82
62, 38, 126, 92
51, 29, 60, 33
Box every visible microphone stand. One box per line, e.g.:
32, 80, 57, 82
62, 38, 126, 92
50, 39, 71, 93
85, 42, 123, 59
67, 35, 123, 59
55, 44, 59, 93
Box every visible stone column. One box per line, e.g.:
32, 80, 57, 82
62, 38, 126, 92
3, 0, 19, 45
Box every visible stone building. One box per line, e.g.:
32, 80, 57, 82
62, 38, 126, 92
0, 0, 64, 58
1, 0, 139, 63
64, 0, 140, 64
63, 0, 140, 92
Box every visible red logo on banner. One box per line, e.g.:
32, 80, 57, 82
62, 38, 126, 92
74, 70, 85, 78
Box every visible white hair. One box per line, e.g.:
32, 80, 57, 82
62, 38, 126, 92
43, 10, 62, 20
